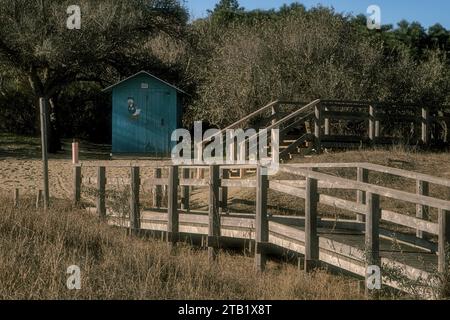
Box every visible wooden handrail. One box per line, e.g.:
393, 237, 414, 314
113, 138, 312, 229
286, 162, 450, 188
279, 166, 450, 210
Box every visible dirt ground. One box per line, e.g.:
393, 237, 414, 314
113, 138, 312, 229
1, 134, 449, 216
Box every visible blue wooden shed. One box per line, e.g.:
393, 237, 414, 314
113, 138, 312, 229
103, 71, 185, 156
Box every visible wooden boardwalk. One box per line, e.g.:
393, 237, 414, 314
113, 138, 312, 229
76, 162, 450, 298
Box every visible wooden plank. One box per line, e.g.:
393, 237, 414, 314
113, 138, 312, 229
167, 166, 179, 247
129, 167, 140, 235
208, 165, 221, 262
305, 177, 319, 271
359, 163, 450, 188
438, 209, 450, 273
322, 111, 369, 121
255, 166, 269, 272
179, 179, 208, 187
97, 167, 106, 220
279, 166, 450, 210
381, 210, 438, 235
221, 179, 257, 188
73, 166, 81, 205
153, 168, 162, 209
357, 167, 369, 222
416, 180, 429, 239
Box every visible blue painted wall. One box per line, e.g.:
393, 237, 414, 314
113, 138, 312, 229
111, 73, 181, 155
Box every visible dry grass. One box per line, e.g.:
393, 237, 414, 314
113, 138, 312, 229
0, 196, 363, 300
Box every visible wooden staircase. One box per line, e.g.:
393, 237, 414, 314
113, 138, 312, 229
198, 99, 450, 167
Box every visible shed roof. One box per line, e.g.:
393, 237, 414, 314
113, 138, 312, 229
102, 71, 186, 94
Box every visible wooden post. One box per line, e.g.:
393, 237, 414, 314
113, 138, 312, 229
181, 168, 190, 212
422, 107, 430, 145
36, 190, 43, 209
369, 105, 376, 143
219, 168, 229, 215
208, 165, 221, 262
314, 104, 322, 153
305, 177, 319, 272
366, 193, 380, 266
357, 167, 369, 222
73, 166, 81, 205
438, 209, 450, 273
39, 98, 49, 208
13, 188, 19, 207
255, 166, 269, 272
97, 166, 106, 220
72, 140, 79, 165
416, 180, 429, 239
153, 168, 162, 209
167, 166, 179, 248
324, 106, 330, 136
129, 167, 140, 235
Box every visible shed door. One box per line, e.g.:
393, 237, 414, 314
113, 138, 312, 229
144, 90, 172, 155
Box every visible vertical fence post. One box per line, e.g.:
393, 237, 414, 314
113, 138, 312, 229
13, 188, 19, 208
36, 190, 43, 209
357, 167, 369, 222
255, 166, 269, 272
72, 140, 79, 165
438, 209, 450, 273
324, 106, 330, 136
181, 168, 190, 213
422, 107, 430, 145
314, 103, 322, 153
153, 168, 162, 209
167, 166, 180, 249
129, 167, 140, 235
305, 177, 319, 272
416, 180, 429, 239
219, 168, 229, 215
39, 98, 49, 209
73, 166, 81, 205
366, 192, 381, 297
97, 166, 106, 220
369, 105, 376, 143
208, 165, 221, 262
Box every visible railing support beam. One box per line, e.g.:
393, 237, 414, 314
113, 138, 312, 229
255, 166, 269, 272
208, 165, 221, 262
167, 166, 179, 249
305, 177, 319, 272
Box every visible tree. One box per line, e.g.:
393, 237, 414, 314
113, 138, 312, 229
0, 0, 188, 152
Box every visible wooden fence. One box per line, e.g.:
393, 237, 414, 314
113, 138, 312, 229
73, 162, 450, 285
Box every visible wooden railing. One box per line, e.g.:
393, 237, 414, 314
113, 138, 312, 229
194, 99, 449, 168
73, 162, 450, 280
